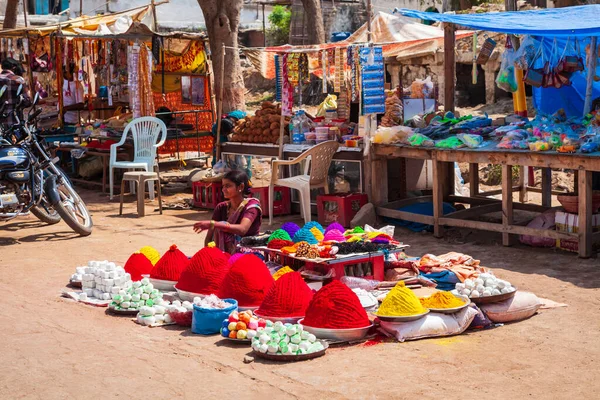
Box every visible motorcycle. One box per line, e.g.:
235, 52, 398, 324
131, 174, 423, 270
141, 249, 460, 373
0, 84, 93, 236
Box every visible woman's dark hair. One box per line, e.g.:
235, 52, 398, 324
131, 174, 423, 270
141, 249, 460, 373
224, 170, 251, 196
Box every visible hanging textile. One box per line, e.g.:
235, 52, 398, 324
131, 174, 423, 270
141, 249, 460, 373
128, 43, 155, 118
334, 47, 341, 93
298, 53, 309, 84
287, 53, 300, 86
321, 50, 328, 93
360, 46, 385, 115
274, 54, 282, 102
281, 53, 294, 116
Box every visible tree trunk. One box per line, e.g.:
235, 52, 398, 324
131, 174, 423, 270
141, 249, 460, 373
300, 0, 325, 44
3, 0, 20, 29
197, 0, 245, 112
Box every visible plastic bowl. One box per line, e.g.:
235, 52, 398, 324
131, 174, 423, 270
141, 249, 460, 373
298, 319, 372, 341
167, 309, 193, 326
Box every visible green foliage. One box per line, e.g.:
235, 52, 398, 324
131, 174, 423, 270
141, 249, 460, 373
267, 5, 291, 46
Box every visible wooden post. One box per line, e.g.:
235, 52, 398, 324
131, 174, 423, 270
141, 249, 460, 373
56, 36, 64, 128
370, 156, 388, 206
584, 36, 598, 116
366, 0, 372, 42
443, 24, 456, 113
518, 165, 527, 203
151, 0, 159, 31
215, 43, 226, 161
541, 167, 552, 207
262, 4, 266, 47
22, 0, 28, 27
469, 163, 479, 197
502, 163, 514, 246
278, 113, 285, 160
432, 160, 444, 238
578, 168, 593, 258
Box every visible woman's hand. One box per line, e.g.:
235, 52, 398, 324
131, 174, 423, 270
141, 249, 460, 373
193, 220, 212, 233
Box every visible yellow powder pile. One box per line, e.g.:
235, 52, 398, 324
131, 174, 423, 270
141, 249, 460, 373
139, 246, 161, 266
273, 266, 294, 281
420, 291, 465, 309
377, 282, 427, 316
310, 227, 324, 242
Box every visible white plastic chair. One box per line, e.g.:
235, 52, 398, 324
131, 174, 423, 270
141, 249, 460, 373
269, 140, 340, 225
109, 117, 167, 200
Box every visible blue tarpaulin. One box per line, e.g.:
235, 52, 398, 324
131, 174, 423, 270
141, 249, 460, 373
394, 5, 600, 37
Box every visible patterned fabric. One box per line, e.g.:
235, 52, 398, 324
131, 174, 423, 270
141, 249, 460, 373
0, 70, 31, 126
281, 53, 293, 116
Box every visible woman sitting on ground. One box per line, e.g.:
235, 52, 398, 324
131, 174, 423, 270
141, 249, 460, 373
193, 170, 262, 254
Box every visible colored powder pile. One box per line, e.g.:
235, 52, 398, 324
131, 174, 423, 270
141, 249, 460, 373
267, 229, 292, 243
218, 254, 275, 307
281, 222, 301, 239
304, 221, 324, 233
323, 229, 346, 242
325, 222, 345, 233
293, 228, 318, 244
228, 252, 245, 265
420, 291, 465, 309
267, 239, 293, 250
150, 244, 189, 281
310, 227, 324, 242
377, 282, 427, 316
345, 226, 365, 236
257, 272, 313, 317
272, 266, 294, 280
175, 247, 230, 295
302, 280, 370, 329
139, 246, 161, 265
124, 252, 153, 281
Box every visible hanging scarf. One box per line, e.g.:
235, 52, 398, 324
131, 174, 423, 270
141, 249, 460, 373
138, 44, 155, 117
215, 198, 262, 254
281, 53, 293, 116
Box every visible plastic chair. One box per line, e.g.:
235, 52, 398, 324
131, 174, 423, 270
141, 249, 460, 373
109, 117, 167, 200
269, 140, 340, 225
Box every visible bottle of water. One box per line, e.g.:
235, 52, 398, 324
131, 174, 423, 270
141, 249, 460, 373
291, 110, 309, 144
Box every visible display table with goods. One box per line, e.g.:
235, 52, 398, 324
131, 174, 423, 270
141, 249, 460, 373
368, 7, 600, 259
238, 223, 409, 282
62, 239, 562, 361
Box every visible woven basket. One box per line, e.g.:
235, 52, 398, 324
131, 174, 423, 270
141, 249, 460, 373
557, 192, 600, 214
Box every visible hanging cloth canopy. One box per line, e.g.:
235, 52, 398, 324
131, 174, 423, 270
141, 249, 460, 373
395, 5, 600, 37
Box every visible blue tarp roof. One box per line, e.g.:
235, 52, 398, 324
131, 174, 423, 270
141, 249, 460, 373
394, 5, 600, 37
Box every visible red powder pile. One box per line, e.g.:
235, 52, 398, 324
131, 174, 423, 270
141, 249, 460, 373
150, 244, 189, 281
267, 239, 294, 250
257, 272, 313, 317
175, 247, 230, 295
218, 254, 274, 307
302, 280, 370, 329
124, 252, 153, 281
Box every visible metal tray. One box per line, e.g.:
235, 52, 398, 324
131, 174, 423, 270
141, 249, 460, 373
107, 306, 139, 316
149, 278, 177, 291
469, 289, 517, 305
372, 310, 430, 322
254, 312, 303, 324
298, 319, 372, 341
251, 342, 328, 362
175, 288, 204, 302
222, 336, 251, 343
426, 295, 471, 314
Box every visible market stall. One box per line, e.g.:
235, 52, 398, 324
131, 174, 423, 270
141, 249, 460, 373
62, 223, 557, 360
0, 6, 215, 192
368, 5, 600, 258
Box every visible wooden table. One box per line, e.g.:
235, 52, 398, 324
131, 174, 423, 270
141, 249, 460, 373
243, 245, 409, 281
373, 144, 600, 258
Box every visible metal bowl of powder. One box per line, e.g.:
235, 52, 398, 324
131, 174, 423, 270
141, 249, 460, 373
298, 319, 373, 341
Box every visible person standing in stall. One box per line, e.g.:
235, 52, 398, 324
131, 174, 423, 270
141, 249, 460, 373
193, 170, 262, 254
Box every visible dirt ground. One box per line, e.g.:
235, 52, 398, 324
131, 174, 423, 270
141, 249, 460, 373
1, 189, 600, 400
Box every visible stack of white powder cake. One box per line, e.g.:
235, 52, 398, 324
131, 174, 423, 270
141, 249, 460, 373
78, 260, 132, 301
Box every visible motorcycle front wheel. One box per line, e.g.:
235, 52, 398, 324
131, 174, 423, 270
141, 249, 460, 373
51, 171, 93, 236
